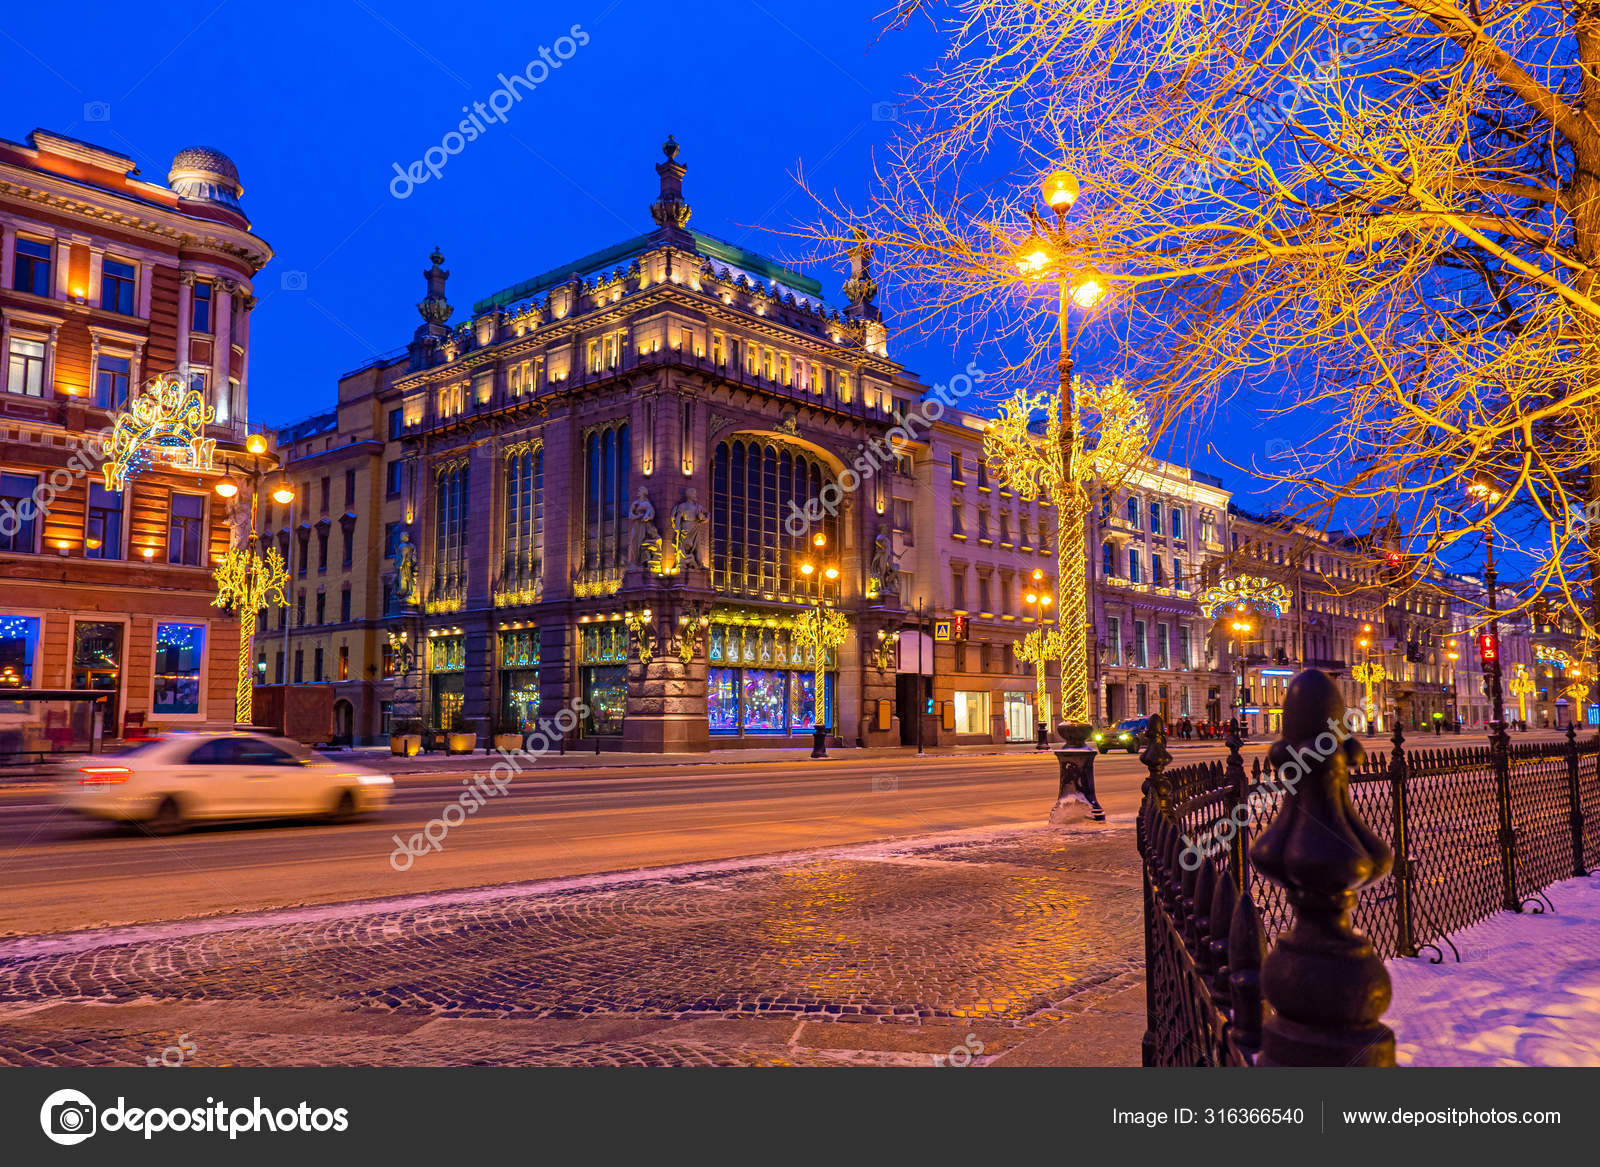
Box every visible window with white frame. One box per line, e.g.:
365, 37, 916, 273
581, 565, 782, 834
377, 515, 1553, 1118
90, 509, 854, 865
151, 621, 206, 716
6, 336, 46, 396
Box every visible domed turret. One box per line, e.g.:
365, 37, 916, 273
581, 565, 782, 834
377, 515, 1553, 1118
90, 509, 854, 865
168, 147, 243, 210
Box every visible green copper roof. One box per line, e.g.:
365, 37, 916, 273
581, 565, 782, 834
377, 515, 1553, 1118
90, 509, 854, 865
471, 229, 823, 315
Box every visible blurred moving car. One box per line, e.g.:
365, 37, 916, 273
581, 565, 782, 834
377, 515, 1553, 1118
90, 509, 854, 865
56, 732, 393, 833
1091, 716, 1150, 754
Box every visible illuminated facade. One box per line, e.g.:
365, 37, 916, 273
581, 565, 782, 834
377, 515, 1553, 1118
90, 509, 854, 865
0, 129, 272, 740
1092, 460, 1235, 726
386, 140, 918, 750
265, 357, 413, 744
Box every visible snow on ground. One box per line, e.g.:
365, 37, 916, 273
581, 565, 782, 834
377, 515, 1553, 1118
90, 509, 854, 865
1388, 873, 1600, 1066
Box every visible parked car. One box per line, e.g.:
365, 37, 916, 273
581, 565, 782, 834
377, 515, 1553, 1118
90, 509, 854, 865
56, 732, 393, 834
1092, 716, 1150, 754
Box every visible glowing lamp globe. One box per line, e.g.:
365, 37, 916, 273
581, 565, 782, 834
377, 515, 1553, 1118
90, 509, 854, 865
1041, 170, 1079, 210
272, 486, 295, 505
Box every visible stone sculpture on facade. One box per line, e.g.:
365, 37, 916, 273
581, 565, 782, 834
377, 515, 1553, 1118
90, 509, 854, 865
672, 489, 710, 571
870, 529, 901, 598
396, 530, 419, 603
628, 488, 661, 568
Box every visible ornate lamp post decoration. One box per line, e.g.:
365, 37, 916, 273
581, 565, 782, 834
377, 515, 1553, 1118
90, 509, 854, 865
1508, 664, 1536, 725
795, 532, 846, 759
1016, 567, 1062, 749
1567, 675, 1590, 727
212, 540, 290, 725
985, 167, 1148, 744
873, 628, 900, 675
625, 609, 656, 666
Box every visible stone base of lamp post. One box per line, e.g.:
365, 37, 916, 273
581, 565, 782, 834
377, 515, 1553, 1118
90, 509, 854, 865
811, 726, 828, 759
1056, 720, 1093, 748
1035, 722, 1049, 750
1049, 745, 1105, 823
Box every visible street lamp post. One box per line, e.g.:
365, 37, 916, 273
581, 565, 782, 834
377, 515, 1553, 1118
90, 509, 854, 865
1021, 567, 1056, 750
798, 532, 840, 759
1012, 169, 1107, 745
1230, 611, 1253, 734
210, 436, 289, 726
1468, 478, 1507, 737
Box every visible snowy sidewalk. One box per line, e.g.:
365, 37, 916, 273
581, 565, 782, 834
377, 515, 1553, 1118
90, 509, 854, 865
1388, 873, 1600, 1066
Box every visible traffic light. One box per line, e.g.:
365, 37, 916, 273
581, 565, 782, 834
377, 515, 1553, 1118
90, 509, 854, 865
1477, 633, 1498, 664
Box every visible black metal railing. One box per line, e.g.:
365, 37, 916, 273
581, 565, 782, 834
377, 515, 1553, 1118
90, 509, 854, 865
1141, 666, 1599, 1066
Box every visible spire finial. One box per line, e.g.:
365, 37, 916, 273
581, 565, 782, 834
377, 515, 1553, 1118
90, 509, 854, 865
650, 134, 691, 236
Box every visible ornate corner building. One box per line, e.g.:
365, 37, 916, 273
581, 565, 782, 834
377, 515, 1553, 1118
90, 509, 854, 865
0, 129, 273, 742
357, 140, 922, 750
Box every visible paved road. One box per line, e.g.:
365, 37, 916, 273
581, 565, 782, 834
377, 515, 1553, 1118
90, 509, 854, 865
0, 730, 1510, 938
0, 744, 1271, 937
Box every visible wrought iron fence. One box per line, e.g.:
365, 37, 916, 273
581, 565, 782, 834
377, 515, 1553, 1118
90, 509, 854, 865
1141, 667, 1599, 1067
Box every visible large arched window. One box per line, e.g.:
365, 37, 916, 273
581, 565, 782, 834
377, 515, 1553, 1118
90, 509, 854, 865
712, 436, 838, 598
502, 442, 543, 597
433, 460, 469, 602
582, 421, 630, 570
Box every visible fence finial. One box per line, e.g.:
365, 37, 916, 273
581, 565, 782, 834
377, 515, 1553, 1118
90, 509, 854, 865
1251, 669, 1395, 1066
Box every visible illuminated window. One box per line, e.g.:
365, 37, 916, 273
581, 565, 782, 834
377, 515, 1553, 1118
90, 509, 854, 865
85, 484, 123, 559
0, 614, 41, 691
151, 622, 205, 716
6, 337, 46, 396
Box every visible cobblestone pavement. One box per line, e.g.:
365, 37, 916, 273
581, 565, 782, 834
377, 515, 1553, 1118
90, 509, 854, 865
0, 825, 1144, 1067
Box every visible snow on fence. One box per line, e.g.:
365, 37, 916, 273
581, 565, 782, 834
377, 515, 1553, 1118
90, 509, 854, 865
1139, 667, 1599, 1067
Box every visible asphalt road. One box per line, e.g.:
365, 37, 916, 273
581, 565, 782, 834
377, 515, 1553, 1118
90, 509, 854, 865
0, 731, 1528, 938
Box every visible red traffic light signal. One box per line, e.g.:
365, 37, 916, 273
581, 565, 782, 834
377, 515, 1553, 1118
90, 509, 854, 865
1477, 633, 1498, 663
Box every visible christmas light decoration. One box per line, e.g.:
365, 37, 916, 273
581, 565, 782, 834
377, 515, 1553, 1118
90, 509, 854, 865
1353, 660, 1386, 721
789, 606, 849, 724
102, 373, 217, 492
983, 376, 1148, 726
1508, 664, 1536, 723
212, 543, 289, 724
1197, 575, 1293, 621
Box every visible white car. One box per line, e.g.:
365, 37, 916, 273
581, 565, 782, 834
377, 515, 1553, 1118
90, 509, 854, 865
57, 733, 394, 833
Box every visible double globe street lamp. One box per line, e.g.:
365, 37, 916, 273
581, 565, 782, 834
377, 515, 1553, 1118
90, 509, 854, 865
798, 532, 840, 759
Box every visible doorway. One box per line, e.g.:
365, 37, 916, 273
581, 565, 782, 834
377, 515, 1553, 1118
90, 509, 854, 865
72, 621, 124, 737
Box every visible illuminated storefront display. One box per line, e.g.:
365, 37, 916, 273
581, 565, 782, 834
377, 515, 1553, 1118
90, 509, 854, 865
152, 622, 206, 716
498, 628, 541, 731
580, 622, 628, 736
0, 615, 40, 709
429, 634, 465, 730
706, 616, 834, 736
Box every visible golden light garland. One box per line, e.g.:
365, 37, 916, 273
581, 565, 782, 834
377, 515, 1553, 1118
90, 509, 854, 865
1197, 575, 1293, 621
212, 543, 289, 725
1353, 660, 1386, 719
1508, 664, 1537, 723
983, 376, 1147, 726
790, 606, 850, 727
102, 373, 216, 492
1014, 626, 1067, 727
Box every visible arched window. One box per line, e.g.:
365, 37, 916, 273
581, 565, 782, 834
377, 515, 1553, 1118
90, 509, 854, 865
583, 421, 630, 570
433, 461, 469, 601
502, 443, 543, 596
712, 436, 837, 598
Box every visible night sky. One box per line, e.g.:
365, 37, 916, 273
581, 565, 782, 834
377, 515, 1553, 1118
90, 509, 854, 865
0, 0, 1293, 505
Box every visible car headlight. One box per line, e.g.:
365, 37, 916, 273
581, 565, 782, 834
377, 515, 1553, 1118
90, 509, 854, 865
1119, 733, 1130, 740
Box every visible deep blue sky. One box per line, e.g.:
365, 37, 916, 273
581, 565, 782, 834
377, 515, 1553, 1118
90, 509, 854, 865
0, 0, 1293, 505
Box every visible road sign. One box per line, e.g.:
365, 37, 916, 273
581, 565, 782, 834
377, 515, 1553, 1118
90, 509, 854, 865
934, 620, 952, 642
